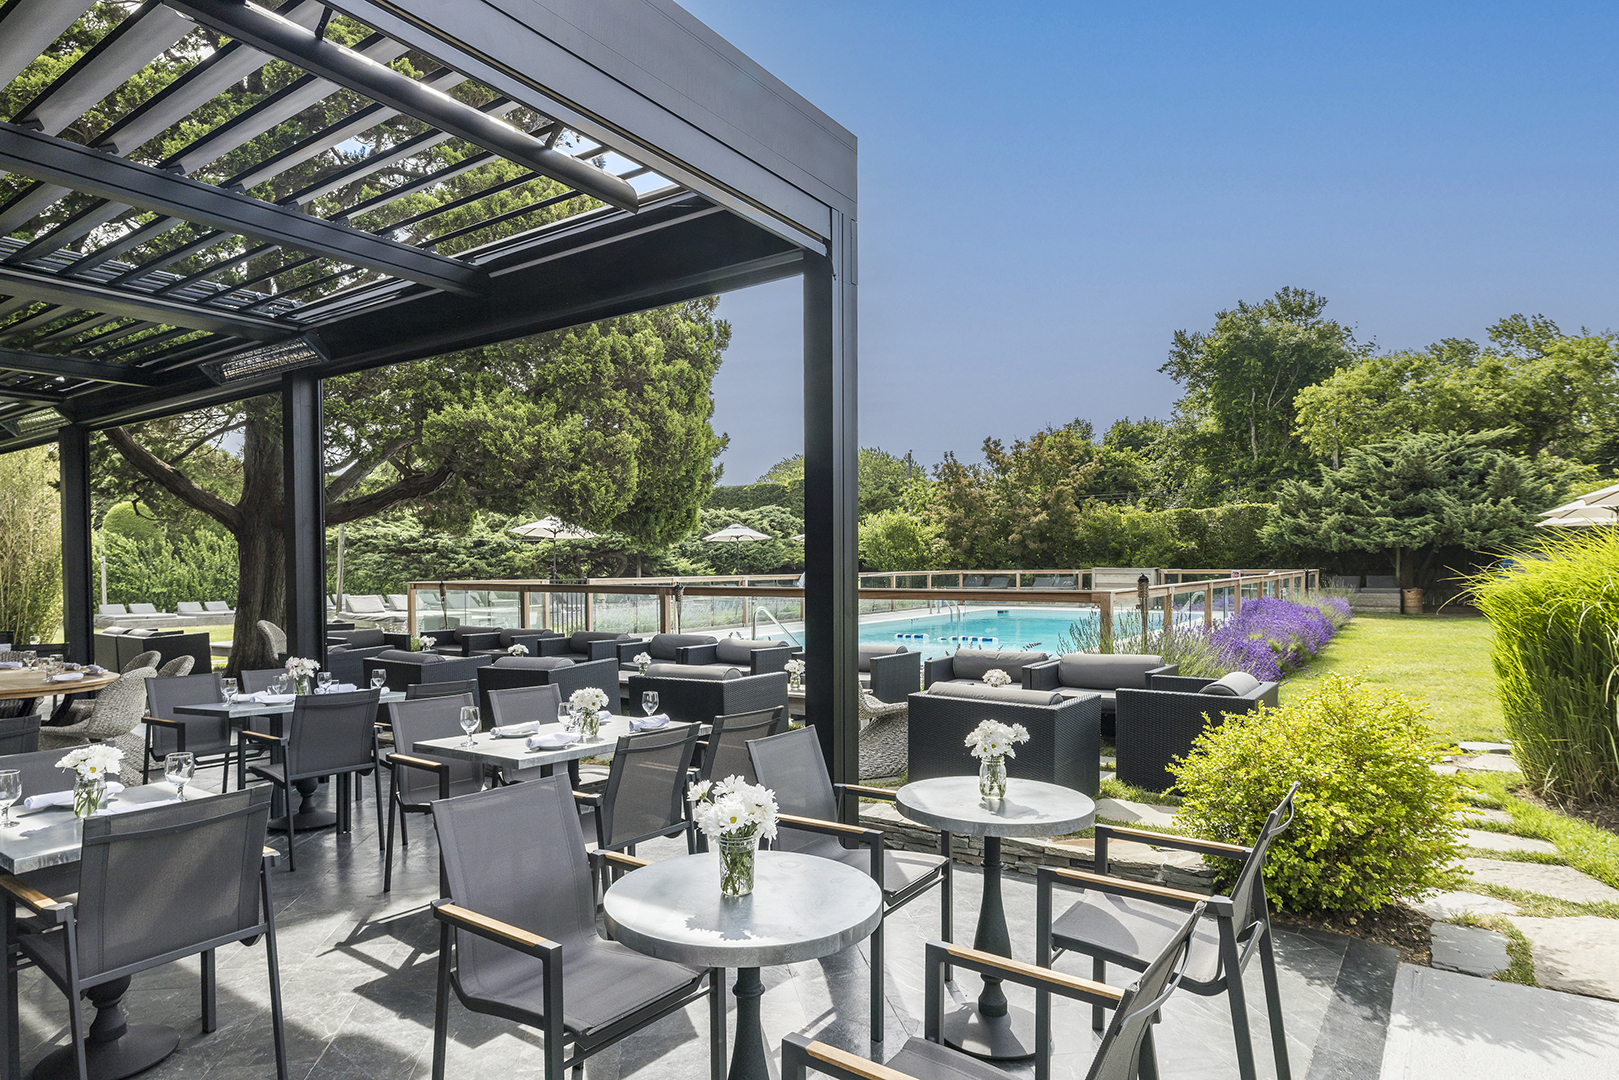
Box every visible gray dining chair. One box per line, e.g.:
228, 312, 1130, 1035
784, 903, 1206, 1080
39, 667, 157, 769
694, 706, 785, 786
1, 787, 287, 1080
121, 650, 161, 674
429, 776, 723, 1080
406, 678, 480, 700
575, 724, 704, 875
141, 672, 231, 788
0, 713, 40, 755
382, 694, 485, 893
485, 684, 563, 728
238, 668, 286, 694
748, 726, 951, 1043
244, 689, 383, 871
1036, 784, 1300, 1080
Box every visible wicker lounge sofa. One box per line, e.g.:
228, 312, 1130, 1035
636, 636, 792, 679
1113, 670, 1279, 790
906, 682, 1103, 795
538, 630, 635, 663
474, 655, 619, 719
362, 649, 491, 692
1022, 652, 1178, 737
614, 632, 716, 668
859, 643, 922, 703
625, 669, 789, 728
923, 647, 1051, 691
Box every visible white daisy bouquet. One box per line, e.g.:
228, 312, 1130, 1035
417, 635, 436, 649
57, 744, 122, 782
689, 775, 779, 842
569, 687, 608, 713
965, 718, 1030, 760
633, 651, 652, 673
507, 643, 529, 656
285, 656, 319, 680
784, 658, 806, 678
981, 668, 1011, 688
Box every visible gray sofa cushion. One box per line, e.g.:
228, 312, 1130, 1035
858, 642, 907, 672
378, 648, 440, 663
646, 662, 740, 681
493, 656, 575, 670
1056, 653, 1164, 691
927, 682, 1064, 706
647, 633, 717, 661
570, 631, 629, 653
714, 638, 784, 664
1202, 671, 1262, 697
1055, 685, 1114, 711
337, 628, 386, 648
949, 649, 1049, 682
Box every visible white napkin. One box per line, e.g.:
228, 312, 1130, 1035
49, 672, 84, 682
94, 797, 180, 816
491, 722, 539, 738
24, 782, 125, 810
630, 713, 670, 732
526, 732, 576, 750
0, 661, 22, 669
84, 665, 107, 675
251, 692, 297, 705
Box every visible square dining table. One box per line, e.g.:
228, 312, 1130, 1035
416, 715, 708, 777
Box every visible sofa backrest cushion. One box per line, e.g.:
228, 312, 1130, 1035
492, 656, 575, 670
949, 649, 1050, 682
1202, 671, 1262, 697
378, 648, 439, 664
646, 662, 740, 681
927, 682, 1064, 706
569, 630, 629, 653
857, 642, 907, 672
340, 628, 386, 648
1056, 653, 1164, 691
452, 625, 498, 644
647, 633, 717, 661
714, 638, 785, 664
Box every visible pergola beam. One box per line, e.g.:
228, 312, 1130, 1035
0, 263, 285, 339
164, 0, 642, 212
0, 346, 160, 386
0, 123, 488, 298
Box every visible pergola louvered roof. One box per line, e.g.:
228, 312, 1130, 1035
0, 0, 855, 447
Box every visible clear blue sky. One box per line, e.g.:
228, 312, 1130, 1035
681, 1, 1619, 483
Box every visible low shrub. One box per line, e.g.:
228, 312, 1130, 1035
1171, 672, 1463, 914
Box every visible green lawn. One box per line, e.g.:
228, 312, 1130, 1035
1283, 613, 1504, 745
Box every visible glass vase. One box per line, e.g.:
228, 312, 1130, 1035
73, 776, 105, 819
579, 706, 601, 742
718, 830, 759, 897
295, 675, 312, 696
978, 756, 1007, 806
789, 674, 801, 690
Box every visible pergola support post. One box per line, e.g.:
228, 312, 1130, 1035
58, 425, 94, 664
802, 222, 858, 805
282, 371, 326, 661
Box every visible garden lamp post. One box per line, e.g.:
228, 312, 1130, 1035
1138, 573, 1151, 650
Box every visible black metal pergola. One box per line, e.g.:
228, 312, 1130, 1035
0, 0, 860, 783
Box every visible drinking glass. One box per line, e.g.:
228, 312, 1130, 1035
642, 691, 659, 718
370, 670, 387, 691
273, 675, 290, 696
220, 677, 238, 703
317, 671, 334, 694
0, 770, 19, 828
562, 702, 579, 732
459, 706, 480, 746
165, 752, 195, 800
21, 652, 35, 670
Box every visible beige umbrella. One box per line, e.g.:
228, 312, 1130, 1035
510, 516, 599, 576
1536, 482, 1619, 528
703, 522, 771, 574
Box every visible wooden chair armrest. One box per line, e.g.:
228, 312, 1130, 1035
777, 813, 881, 843
143, 715, 184, 729
390, 753, 450, 775
1098, 823, 1251, 859
936, 942, 1125, 1006
432, 900, 558, 959
1041, 866, 1217, 911
238, 729, 285, 746
836, 783, 897, 802
573, 790, 602, 807
262, 846, 280, 865
799, 1039, 914, 1080
589, 849, 651, 872
0, 874, 70, 920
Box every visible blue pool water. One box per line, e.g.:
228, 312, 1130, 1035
758, 607, 1098, 660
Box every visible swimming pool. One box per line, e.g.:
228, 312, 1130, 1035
757, 607, 1097, 661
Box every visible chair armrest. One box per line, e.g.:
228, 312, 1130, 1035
922, 655, 953, 688
783, 1035, 916, 1080
750, 645, 791, 675
1039, 865, 1217, 912
589, 849, 650, 872
584, 639, 622, 662
777, 813, 882, 845
1096, 823, 1251, 860
836, 783, 897, 802
390, 753, 450, 775
537, 637, 570, 657
1148, 663, 1179, 678
458, 632, 502, 653
1147, 674, 1214, 693
614, 640, 644, 665
927, 941, 1125, 1007
868, 651, 922, 702
677, 643, 720, 665
1022, 658, 1060, 691
238, 728, 285, 747
0, 874, 71, 921
143, 715, 185, 729
573, 790, 603, 808
432, 900, 559, 960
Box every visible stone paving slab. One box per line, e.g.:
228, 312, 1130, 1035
1507, 917, 1619, 1001
1380, 964, 1619, 1079
1462, 829, 1557, 855
1459, 741, 1513, 755
1429, 923, 1509, 977
1461, 858, 1619, 905
1093, 797, 1177, 828
1461, 807, 1514, 827
1414, 890, 1521, 920
1455, 754, 1522, 774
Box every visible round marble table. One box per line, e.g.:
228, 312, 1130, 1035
896, 775, 1095, 1061
603, 850, 882, 1080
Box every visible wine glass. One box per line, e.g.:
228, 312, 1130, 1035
459, 706, 480, 746
21, 651, 36, 670
272, 674, 290, 696
0, 770, 19, 828
561, 702, 579, 733
370, 670, 387, 692
641, 691, 659, 718
220, 677, 238, 703
165, 752, 195, 801
317, 671, 334, 694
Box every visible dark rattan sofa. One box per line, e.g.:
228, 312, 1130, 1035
474, 655, 619, 719
362, 649, 492, 692
1113, 671, 1279, 791
906, 682, 1103, 795
1022, 652, 1178, 737
922, 648, 1051, 691
859, 643, 922, 703
625, 669, 789, 728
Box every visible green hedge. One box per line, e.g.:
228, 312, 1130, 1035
705, 480, 804, 517
101, 530, 238, 612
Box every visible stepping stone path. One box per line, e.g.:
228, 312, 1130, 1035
1461, 806, 1514, 827
1453, 753, 1522, 774
1430, 922, 1510, 977
1461, 858, 1619, 905
1507, 917, 1619, 1001
1462, 829, 1558, 855
1094, 797, 1177, 828
1415, 890, 1521, 920
1458, 741, 1513, 755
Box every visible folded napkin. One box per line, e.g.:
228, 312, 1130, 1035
491, 721, 540, 738
0, 661, 22, 669
630, 713, 670, 732
526, 731, 576, 750
49, 672, 84, 682
84, 664, 107, 675
250, 692, 297, 705
24, 782, 125, 811
94, 797, 181, 816
314, 682, 359, 694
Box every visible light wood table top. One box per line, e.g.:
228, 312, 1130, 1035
0, 668, 117, 700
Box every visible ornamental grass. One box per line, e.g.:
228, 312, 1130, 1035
1471, 530, 1619, 803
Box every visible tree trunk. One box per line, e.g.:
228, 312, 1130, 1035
225, 405, 285, 676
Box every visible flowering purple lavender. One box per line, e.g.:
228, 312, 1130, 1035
1206, 596, 1352, 681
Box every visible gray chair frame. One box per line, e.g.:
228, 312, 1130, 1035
383, 693, 485, 893
747, 727, 951, 1044
429, 777, 724, 1080
406, 678, 480, 700
575, 724, 704, 873
1036, 784, 1299, 1080
141, 672, 233, 789
0, 714, 40, 756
